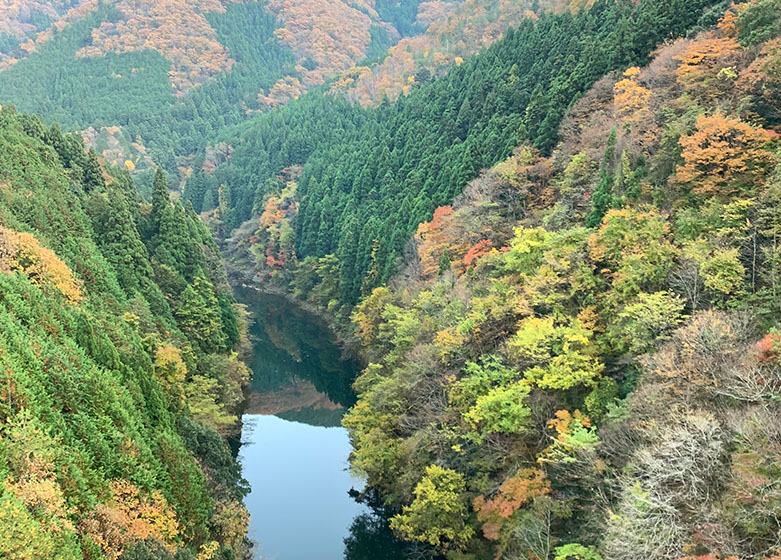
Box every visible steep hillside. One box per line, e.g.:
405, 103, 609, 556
0, 0, 431, 179
3, 0, 780, 558
333, 0, 594, 106
213, 0, 723, 317
342, 1, 781, 557
0, 106, 250, 559
0, 0, 95, 70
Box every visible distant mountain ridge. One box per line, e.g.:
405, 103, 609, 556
0, 0, 456, 185
0, 0, 561, 181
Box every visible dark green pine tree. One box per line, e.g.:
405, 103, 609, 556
587, 128, 619, 228
338, 217, 360, 304
87, 184, 155, 296
83, 148, 106, 192
150, 166, 172, 238
174, 202, 207, 281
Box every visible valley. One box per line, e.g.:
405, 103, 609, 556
0, 0, 780, 559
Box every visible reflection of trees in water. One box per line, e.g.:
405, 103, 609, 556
236, 287, 360, 408
276, 405, 345, 427
344, 490, 432, 560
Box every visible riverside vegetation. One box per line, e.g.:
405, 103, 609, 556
0, 0, 780, 559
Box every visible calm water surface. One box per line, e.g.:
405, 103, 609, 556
235, 287, 409, 560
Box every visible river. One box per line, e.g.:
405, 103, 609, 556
234, 287, 412, 560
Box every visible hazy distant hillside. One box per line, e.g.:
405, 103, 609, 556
332, 0, 595, 106
0, 0, 430, 179
0, 0, 94, 70
2, 0, 611, 180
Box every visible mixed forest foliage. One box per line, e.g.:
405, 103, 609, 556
219, 0, 726, 316
0, 1, 296, 176
332, 0, 599, 107
339, 1, 781, 558
0, 106, 251, 559
3, 0, 781, 558
0, 0, 429, 180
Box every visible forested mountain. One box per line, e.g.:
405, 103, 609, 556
221, 0, 781, 557
215, 0, 726, 310
0, 106, 251, 559
0, 0, 95, 70
0, 0, 432, 180
2, 0, 781, 558
333, 0, 594, 106
340, 1, 781, 557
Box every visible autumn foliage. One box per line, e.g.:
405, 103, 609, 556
672, 113, 775, 199
81, 479, 180, 559
256, 0, 422, 104
0, 226, 83, 303
464, 239, 493, 269
473, 468, 549, 541
339, 0, 539, 106
675, 33, 742, 102
337, 0, 597, 106
0, 0, 98, 70
756, 332, 781, 363
613, 67, 652, 125
416, 205, 459, 278
76, 0, 237, 94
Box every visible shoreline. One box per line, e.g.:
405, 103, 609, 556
226, 263, 366, 365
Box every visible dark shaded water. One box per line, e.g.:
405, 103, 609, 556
234, 287, 411, 560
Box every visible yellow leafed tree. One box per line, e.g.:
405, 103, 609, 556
0, 226, 83, 303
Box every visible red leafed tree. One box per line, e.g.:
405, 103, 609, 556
464, 239, 493, 269
415, 205, 456, 278
756, 333, 780, 364
473, 468, 549, 541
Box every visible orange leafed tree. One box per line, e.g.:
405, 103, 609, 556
756, 333, 780, 364
473, 468, 549, 541
415, 205, 471, 279
0, 226, 83, 303
613, 67, 652, 125
675, 32, 742, 102
672, 113, 775, 199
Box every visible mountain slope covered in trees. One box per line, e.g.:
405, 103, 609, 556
0, 106, 251, 559
341, 2, 781, 557
215, 0, 726, 313
223, 0, 781, 557
332, 0, 596, 106
2, 0, 781, 558
0, 0, 432, 180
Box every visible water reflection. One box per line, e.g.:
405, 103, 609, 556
236, 286, 360, 423
344, 491, 420, 560
235, 287, 414, 560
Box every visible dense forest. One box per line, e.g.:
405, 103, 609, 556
0, 107, 251, 559
224, 0, 781, 557
340, 2, 781, 558
218, 0, 728, 310
1, 0, 781, 558
0, 0, 430, 180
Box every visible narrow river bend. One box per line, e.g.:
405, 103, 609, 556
234, 287, 410, 560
